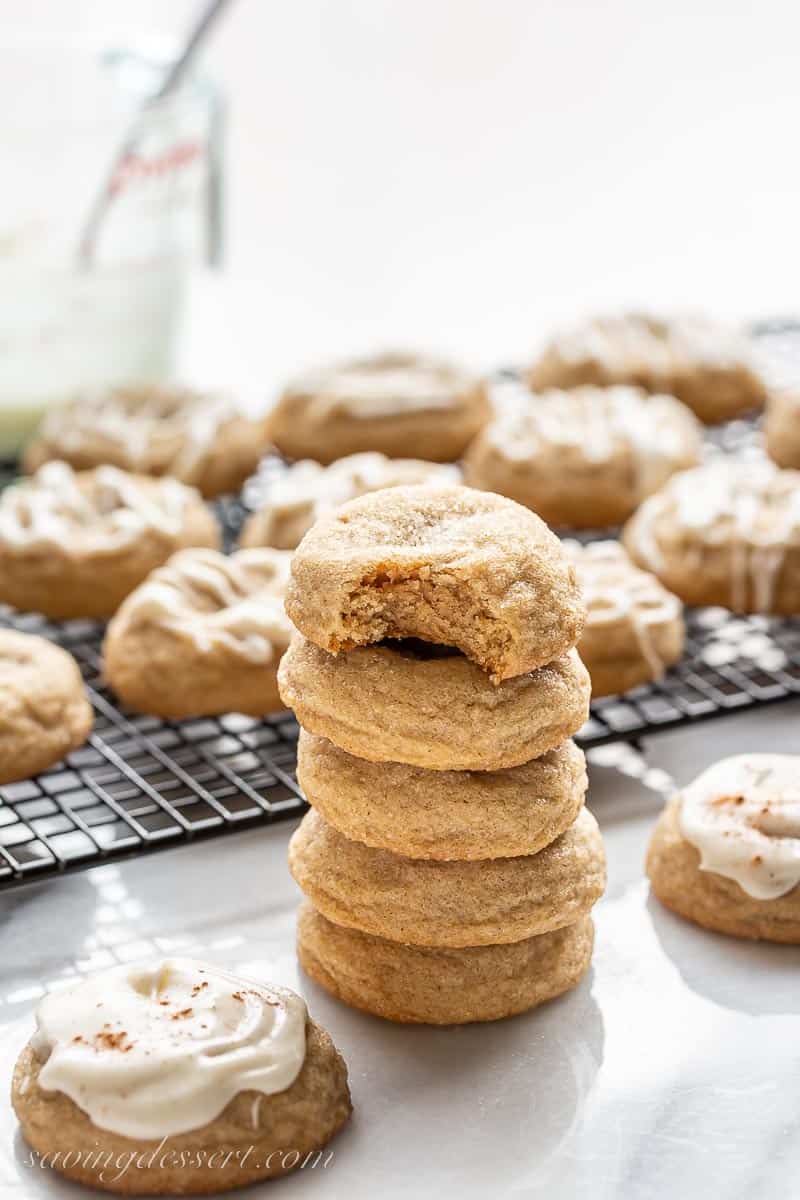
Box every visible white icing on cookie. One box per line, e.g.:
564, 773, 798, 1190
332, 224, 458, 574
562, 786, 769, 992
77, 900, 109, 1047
564, 539, 682, 678
486, 382, 699, 498
286, 354, 479, 418
678, 754, 800, 899
35, 386, 244, 485
627, 460, 800, 612
545, 312, 758, 375
0, 462, 194, 552
258, 453, 461, 526
117, 547, 293, 663
32, 959, 307, 1139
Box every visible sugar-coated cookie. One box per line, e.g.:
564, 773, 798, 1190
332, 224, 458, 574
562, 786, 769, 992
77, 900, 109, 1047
0, 631, 92, 784
564, 540, 685, 697
464, 382, 701, 528
268, 352, 489, 464
240, 452, 462, 550
647, 755, 800, 943
289, 807, 606, 947
103, 548, 294, 718
279, 635, 590, 772
623, 460, 800, 614
0, 463, 220, 620
12, 958, 352, 1195
765, 388, 800, 470
25, 384, 271, 498
296, 730, 586, 860
286, 485, 585, 682
298, 901, 594, 1024
530, 312, 766, 424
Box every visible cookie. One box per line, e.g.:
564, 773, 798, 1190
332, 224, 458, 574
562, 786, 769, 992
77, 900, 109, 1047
12, 958, 352, 1195
103, 548, 294, 718
563, 540, 685, 697
623, 460, 800, 614
296, 730, 586, 860
240, 453, 462, 551
529, 312, 767, 424
0, 463, 220, 620
765, 388, 800, 470
268, 352, 489, 464
463, 382, 701, 528
24, 384, 271, 499
278, 635, 590, 771
297, 901, 594, 1024
286, 484, 585, 682
289, 807, 606, 947
0, 631, 92, 784
647, 755, 800, 943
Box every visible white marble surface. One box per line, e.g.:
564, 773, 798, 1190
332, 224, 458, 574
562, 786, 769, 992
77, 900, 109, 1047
1, 700, 798, 1199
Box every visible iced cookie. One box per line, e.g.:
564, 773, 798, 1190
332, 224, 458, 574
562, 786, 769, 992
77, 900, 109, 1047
298, 901, 594, 1024
286, 485, 585, 682
529, 312, 767, 424
623, 460, 800, 614
25, 384, 271, 498
765, 388, 800, 470
279, 635, 590, 771
12, 958, 352, 1195
297, 730, 586, 860
103, 548, 294, 718
268, 352, 489, 464
0, 631, 92, 784
289, 807, 606, 947
647, 755, 800, 943
463, 383, 701, 528
0, 463, 220, 620
240, 452, 462, 551
564, 540, 685, 697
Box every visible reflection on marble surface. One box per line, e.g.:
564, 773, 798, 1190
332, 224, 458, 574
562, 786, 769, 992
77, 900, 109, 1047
1, 706, 799, 1198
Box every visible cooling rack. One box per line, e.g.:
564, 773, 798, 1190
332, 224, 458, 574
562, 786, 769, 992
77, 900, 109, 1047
0, 606, 304, 888
0, 320, 798, 890
1, 538, 798, 890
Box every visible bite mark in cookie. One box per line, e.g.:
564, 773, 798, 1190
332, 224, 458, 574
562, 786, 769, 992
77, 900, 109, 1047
286, 484, 585, 682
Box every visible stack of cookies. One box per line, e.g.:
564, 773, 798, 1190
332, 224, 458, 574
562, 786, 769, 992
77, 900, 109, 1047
279, 485, 606, 1025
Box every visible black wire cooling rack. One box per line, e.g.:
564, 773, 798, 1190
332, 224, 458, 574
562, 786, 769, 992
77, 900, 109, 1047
1, 541, 799, 890
0, 605, 305, 888
0, 320, 798, 890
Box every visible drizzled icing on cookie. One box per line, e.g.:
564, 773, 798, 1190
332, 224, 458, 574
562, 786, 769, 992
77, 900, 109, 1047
564, 539, 682, 678
678, 754, 800, 899
543, 312, 757, 374
117, 547, 293, 663
0, 462, 193, 552
258, 453, 461, 525
486, 383, 700, 495
627, 460, 800, 612
286, 354, 479, 418
35, 386, 243, 484
31, 958, 307, 1138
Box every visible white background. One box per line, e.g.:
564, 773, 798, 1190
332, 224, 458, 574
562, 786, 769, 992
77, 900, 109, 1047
5, 0, 800, 374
